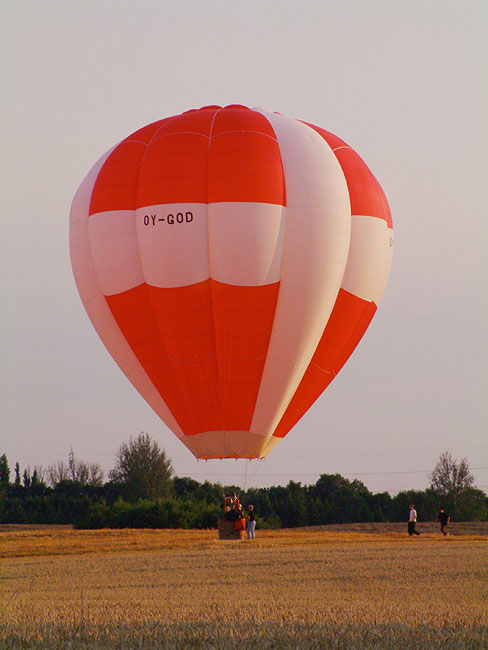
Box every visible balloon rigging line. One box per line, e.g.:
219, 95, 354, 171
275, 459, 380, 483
249, 457, 265, 485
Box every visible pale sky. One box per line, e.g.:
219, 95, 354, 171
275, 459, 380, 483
2, 0, 487, 495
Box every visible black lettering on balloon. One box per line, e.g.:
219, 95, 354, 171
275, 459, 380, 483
142, 210, 195, 226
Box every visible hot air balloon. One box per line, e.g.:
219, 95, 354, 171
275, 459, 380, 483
69, 104, 393, 460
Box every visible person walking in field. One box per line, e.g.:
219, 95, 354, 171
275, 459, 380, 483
437, 507, 450, 536
408, 504, 420, 536
247, 505, 256, 540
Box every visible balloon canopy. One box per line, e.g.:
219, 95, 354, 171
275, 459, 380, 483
70, 105, 393, 460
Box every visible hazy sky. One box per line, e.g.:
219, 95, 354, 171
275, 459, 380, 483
2, 0, 487, 495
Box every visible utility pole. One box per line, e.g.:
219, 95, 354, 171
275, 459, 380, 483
69, 447, 75, 480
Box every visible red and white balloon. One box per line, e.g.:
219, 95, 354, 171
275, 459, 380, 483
70, 105, 393, 459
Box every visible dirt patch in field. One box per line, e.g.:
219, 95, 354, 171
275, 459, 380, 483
1, 521, 487, 535
298, 521, 488, 535
0, 523, 73, 532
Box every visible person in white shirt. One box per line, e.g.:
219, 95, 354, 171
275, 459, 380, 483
408, 504, 421, 536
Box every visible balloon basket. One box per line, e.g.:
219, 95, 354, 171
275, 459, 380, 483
218, 519, 246, 540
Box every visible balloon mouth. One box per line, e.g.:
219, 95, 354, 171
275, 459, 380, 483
180, 430, 281, 460
198, 454, 261, 461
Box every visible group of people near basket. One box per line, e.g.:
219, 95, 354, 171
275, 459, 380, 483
408, 504, 450, 536
222, 493, 256, 539
222, 498, 451, 539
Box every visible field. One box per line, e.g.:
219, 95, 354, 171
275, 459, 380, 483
1, 524, 487, 649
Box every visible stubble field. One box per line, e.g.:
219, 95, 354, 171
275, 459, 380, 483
1, 524, 487, 649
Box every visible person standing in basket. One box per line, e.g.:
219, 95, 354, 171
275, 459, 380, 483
247, 505, 256, 540
408, 504, 421, 536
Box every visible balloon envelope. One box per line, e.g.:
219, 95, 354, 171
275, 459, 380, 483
70, 105, 393, 459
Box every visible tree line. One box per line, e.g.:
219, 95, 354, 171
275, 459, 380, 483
0, 435, 486, 529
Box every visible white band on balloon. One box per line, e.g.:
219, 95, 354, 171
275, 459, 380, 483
342, 215, 394, 305
250, 111, 352, 437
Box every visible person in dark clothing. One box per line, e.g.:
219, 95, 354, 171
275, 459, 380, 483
437, 508, 450, 536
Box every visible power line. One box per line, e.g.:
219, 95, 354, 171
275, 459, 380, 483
179, 466, 488, 479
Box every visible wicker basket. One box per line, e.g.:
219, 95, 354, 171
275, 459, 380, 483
218, 518, 246, 540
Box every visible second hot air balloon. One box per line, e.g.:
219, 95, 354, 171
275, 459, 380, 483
70, 104, 393, 459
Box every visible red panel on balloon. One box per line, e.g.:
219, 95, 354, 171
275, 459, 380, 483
305, 123, 392, 227
89, 120, 168, 215
106, 278, 281, 436
211, 280, 280, 430
106, 284, 201, 435
147, 281, 222, 434
273, 289, 377, 438
209, 108, 285, 205
137, 131, 210, 206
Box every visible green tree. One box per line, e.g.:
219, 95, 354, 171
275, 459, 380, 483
429, 452, 476, 517
109, 433, 173, 502
22, 468, 31, 488
31, 468, 41, 488
308, 474, 373, 524
429, 452, 474, 495
453, 488, 487, 521
14, 462, 21, 486
0, 454, 10, 484
69, 459, 104, 486
46, 459, 104, 487
46, 461, 70, 487
281, 481, 308, 528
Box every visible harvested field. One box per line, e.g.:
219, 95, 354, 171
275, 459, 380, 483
1, 525, 487, 649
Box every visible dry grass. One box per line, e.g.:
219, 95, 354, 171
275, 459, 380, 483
1, 525, 487, 649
